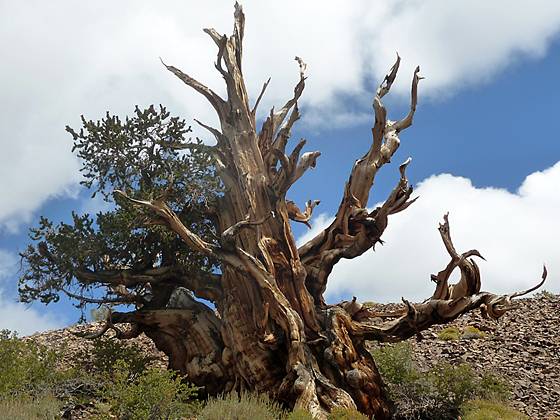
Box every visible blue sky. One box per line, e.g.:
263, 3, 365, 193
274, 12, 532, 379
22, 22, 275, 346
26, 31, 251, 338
1, 1, 559, 334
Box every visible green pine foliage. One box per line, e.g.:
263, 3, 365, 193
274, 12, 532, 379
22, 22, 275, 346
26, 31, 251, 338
19, 105, 221, 317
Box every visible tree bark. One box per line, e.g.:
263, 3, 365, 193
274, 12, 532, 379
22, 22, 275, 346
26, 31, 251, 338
82, 4, 547, 419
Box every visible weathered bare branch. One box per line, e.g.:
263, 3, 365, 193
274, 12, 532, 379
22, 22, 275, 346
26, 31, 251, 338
70, 308, 120, 339
264, 106, 301, 176
393, 66, 422, 132
348, 266, 547, 342
114, 190, 217, 256
193, 119, 226, 145
272, 57, 307, 132
429, 214, 485, 300
203, 27, 223, 47
251, 77, 271, 117
71, 320, 113, 340
377, 53, 400, 98
160, 58, 226, 119
221, 211, 274, 244
342, 217, 547, 342
270, 146, 320, 195
298, 61, 422, 308
509, 265, 547, 299
286, 200, 320, 228
258, 57, 306, 165
233, 1, 245, 70
291, 151, 321, 185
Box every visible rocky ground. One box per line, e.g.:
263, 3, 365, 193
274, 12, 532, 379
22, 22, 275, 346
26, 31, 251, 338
26, 293, 559, 419
25, 322, 168, 371
410, 293, 560, 419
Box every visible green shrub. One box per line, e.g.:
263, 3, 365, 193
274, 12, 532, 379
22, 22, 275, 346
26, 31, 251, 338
370, 341, 512, 420
429, 363, 478, 407
370, 342, 419, 385
82, 336, 155, 378
285, 407, 314, 419
327, 406, 369, 419
461, 326, 486, 340
437, 326, 461, 341
199, 392, 284, 420
477, 372, 511, 401
0, 329, 61, 397
0, 394, 61, 419
461, 399, 527, 420
100, 359, 198, 420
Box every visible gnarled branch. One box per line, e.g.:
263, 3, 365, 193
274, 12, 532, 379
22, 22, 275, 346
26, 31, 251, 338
344, 216, 547, 342
114, 190, 218, 256
287, 200, 320, 229
298, 58, 421, 305
160, 58, 226, 120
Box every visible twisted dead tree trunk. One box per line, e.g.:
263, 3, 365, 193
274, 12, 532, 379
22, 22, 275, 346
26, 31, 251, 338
82, 5, 546, 418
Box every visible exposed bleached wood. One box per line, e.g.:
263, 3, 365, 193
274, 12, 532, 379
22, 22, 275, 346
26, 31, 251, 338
114, 190, 217, 257
286, 200, 320, 228
160, 59, 226, 121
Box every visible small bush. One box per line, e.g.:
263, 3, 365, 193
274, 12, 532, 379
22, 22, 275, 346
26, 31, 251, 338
437, 326, 461, 341
477, 372, 511, 401
429, 363, 478, 408
285, 407, 314, 419
0, 329, 61, 397
100, 359, 198, 420
370, 342, 418, 385
83, 336, 155, 378
199, 392, 284, 420
0, 394, 61, 419
461, 399, 527, 420
327, 406, 369, 419
461, 326, 486, 340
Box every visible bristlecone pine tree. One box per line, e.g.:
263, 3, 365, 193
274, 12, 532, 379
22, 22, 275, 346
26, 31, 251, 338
20, 4, 547, 419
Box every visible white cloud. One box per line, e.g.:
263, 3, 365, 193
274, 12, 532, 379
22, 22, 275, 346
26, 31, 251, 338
2, 0, 560, 230
300, 162, 560, 303
0, 250, 64, 335
362, 0, 560, 97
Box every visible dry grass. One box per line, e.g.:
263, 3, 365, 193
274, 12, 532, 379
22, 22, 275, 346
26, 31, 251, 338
0, 395, 61, 420
461, 399, 528, 420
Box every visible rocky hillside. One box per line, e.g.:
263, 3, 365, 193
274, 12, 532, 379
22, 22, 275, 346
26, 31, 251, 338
411, 293, 560, 419
367, 292, 560, 419
26, 293, 559, 419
